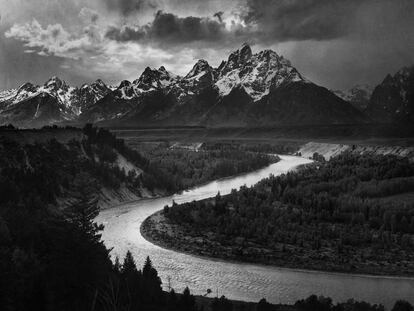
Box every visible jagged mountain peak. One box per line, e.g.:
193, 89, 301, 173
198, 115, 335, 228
134, 66, 178, 91
140, 66, 173, 77
94, 79, 106, 86
396, 65, 414, 76
215, 45, 306, 101
1, 77, 115, 126
239, 43, 253, 60
257, 49, 284, 63
223, 44, 253, 73
118, 80, 132, 89
379, 65, 414, 88
44, 76, 68, 90
367, 65, 414, 122
90, 79, 110, 91
185, 59, 213, 80
1, 44, 371, 128
78, 79, 111, 111
384, 65, 414, 84
81, 79, 108, 90
18, 82, 37, 92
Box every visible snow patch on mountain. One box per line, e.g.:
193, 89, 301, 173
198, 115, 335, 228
334, 84, 373, 102
133, 66, 180, 91
0, 77, 112, 125
215, 46, 307, 101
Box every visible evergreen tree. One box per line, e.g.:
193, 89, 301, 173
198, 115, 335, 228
142, 256, 162, 303
257, 298, 272, 311
211, 296, 233, 311
168, 289, 179, 311
180, 287, 197, 311
392, 300, 414, 311
122, 251, 137, 275
66, 173, 102, 241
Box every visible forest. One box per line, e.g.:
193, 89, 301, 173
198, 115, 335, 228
0, 125, 413, 310
163, 152, 414, 275
125, 140, 279, 191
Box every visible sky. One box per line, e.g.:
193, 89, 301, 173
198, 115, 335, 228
0, 0, 413, 90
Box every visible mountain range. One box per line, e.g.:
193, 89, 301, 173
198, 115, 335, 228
0, 44, 412, 128
0, 77, 112, 127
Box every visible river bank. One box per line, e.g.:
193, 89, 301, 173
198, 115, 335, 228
141, 210, 414, 278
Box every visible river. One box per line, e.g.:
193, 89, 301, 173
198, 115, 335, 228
96, 155, 414, 309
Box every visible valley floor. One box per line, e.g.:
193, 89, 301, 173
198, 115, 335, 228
130, 127, 414, 277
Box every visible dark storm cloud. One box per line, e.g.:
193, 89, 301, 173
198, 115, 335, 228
213, 11, 224, 23
106, 25, 146, 41
243, 0, 363, 41
105, 10, 228, 44
103, 0, 157, 16
104, 0, 374, 47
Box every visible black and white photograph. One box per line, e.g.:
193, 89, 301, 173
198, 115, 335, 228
0, 0, 414, 310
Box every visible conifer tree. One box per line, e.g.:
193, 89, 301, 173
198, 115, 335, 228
122, 251, 137, 275
66, 173, 102, 241
180, 287, 197, 311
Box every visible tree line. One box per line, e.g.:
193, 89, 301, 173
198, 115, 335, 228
129, 140, 278, 192
164, 152, 414, 274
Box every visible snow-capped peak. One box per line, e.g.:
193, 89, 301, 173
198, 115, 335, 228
18, 82, 38, 92
220, 43, 253, 75
0, 77, 113, 122
239, 43, 253, 60
185, 60, 213, 80
115, 80, 135, 99
215, 44, 306, 101
1, 82, 41, 105
89, 79, 110, 92
78, 79, 111, 110
133, 66, 179, 92
118, 80, 132, 89
44, 76, 67, 90
94, 79, 106, 86
38, 76, 77, 110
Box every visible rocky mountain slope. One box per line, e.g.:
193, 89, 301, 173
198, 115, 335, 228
0, 126, 164, 208
366, 66, 414, 123
81, 44, 366, 127
0, 77, 111, 127
0, 44, 373, 128
333, 84, 373, 111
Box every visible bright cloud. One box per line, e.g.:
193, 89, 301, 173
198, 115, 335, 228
5, 19, 96, 59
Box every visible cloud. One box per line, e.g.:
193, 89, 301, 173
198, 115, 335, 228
105, 10, 244, 46
79, 7, 100, 24
103, 0, 381, 48
242, 0, 364, 42
149, 11, 227, 42
103, 0, 157, 16
106, 25, 146, 41
4, 19, 102, 59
